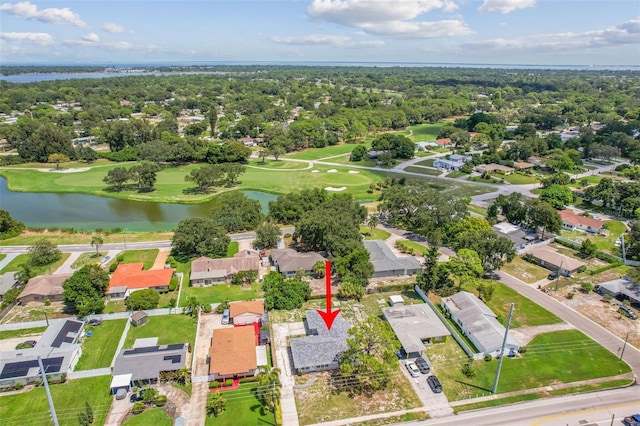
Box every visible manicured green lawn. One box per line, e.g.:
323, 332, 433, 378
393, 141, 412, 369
501, 256, 551, 284
180, 283, 262, 306
75, 319, 127, 370
118, 249, 159, 270
406, 122, 449, 142
124, 408, 173, 426
0, 326, 47, 340
1, 159, 495, 204
0, 253, 70, 275
416, 159, 436, 167
447, 171, 468, 179
0, 376, 112, 426
461, 279, 561, 327
205, 385, 275, 426
71, 251, 106, 269
326, 154, 378, 167
123, 314, 197, 349
359, 225, 391, 240
396, 239, 429, 256
468, 205, 487, 216
429, 330, 630, 400
404, 166, 442, 176
502, 173, 539, 185
0, 253, 5, 262
247, 159, 309, 169
285, 143, 370, 160
226, 242, 239, 257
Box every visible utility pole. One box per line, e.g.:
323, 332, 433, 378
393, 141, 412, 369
555, 260, 564, 291
619, 332, 629, 360
492, 303, 514, 394
38, 356, 59, 426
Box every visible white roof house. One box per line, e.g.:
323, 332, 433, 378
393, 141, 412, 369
441, 292, 520, 356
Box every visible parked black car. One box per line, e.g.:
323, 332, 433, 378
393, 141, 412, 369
87, 319, 102, 326
619, 305, 638, 320
427, 375, 443, 393
547, 271, 558, 280
415, 357, 430, 374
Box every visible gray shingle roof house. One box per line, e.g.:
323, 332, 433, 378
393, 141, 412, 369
382, 304, 451, 357
290, 310, 350, 374
112, 337, 188, 384
190, 252, 260, 286
0, 319, 83, 388
441, 291, 520, 357
598, 278, 640, 306
270, 249, 325, 277
363, 240, 421, 278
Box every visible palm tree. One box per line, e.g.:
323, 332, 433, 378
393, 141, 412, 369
312, 261, 326, 278
366, 215, 380, 236
206, 391, 226, 417
90, 235, 103, 257
14, 263, 34, 285
256, 366, 281, 412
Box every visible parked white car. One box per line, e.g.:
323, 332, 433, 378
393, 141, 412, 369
405, 361, 420, 378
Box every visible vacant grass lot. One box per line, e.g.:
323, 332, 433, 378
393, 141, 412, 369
118, 249, 159, 270
428, 330, 630, 401
404, 166, 442, 176
501, 256, 551, 284
75, 319, 127, 370
460, 279, 561, 328
0, 253, 70, 275
406, 122, 449, 142
71, 251, 106, 269
0, 231, 173, 247
502, 173, 539, 185
415, 159, 436, 167
0, 376, 112, 426
295, 369, 422, 425
124, 408, 173, 426
205, 385, 275, 426
123, 314, 197, 349
180, 283, 262, 306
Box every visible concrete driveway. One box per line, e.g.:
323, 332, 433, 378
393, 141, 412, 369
399, 360, 452, 417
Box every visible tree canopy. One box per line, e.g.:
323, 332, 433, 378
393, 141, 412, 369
262, 271, 311, 310
62, 264, 109, 316
171, 217, 230, 262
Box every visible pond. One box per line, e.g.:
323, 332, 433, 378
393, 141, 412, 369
0, 177, 278, 232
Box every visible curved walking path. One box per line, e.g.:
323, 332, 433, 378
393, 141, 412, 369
292, 372, 316, 390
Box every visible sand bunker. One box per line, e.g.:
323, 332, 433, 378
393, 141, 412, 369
38, 167, 91, 173
327, 169, 338, 173
325, 186, 347, 192
311, 170, 320, 173
348, 170, 360, 174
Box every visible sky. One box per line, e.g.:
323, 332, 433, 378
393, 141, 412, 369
0, 0, 639, 66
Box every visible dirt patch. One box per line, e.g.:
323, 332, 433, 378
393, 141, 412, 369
151, 249, 170, 270
510, 323, 576, 346
0, 302, 71, 324
548, 287, 640, 349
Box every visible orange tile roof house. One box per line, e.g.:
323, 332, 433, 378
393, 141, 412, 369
435, 138, 451, 147
18, 274, 72, 304
189, 253, 260, 286
107, 263, 175, 300
209, 326, 257, 380
230, 300, 265, 325
559, 210, 605, 234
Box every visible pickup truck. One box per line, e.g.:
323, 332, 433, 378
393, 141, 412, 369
623, 414, 640, 426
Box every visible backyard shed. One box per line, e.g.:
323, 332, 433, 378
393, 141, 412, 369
130, 311, 148, 327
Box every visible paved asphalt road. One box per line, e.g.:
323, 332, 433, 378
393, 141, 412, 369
497, 271, 640, 375
405, 386, 640, 426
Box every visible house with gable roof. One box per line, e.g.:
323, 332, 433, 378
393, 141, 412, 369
190, 252, 260, 286
106, 263, 175, 300
17, 274, 72, 304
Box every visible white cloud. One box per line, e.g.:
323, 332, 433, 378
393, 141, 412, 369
0, 1, 86, 27
464, 18, 640, 52
306, 0, 469, 39
0, 31, 54, 45
82, 33, 100, 43
102, 22, 132, 34
271, 34, 384, 48
477, 0, 535, 14
360, 19, 473, 38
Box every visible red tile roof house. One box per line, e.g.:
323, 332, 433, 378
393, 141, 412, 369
230, 300, 265, 326
209, 326, 258, 381
435, 138, 451, 148
106, 263, 175, 301
559, 210, 605, 234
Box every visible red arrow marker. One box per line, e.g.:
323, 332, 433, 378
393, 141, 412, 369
316, 260, 341, 331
